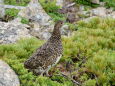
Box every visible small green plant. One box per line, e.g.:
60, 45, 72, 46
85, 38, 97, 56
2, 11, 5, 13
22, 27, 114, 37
21, 17, 29, 24
74, 0, 99, 7
39, 0, 65, 21
62, 17, 115, 86
82, 79, 96, 86
67, 23, 78, 31
5, 8, 19, 21
102, 0, 115, 10
4, 0, 30, 6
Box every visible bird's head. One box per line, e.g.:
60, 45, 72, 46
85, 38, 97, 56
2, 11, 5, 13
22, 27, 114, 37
54, 20, 64, 29
50, 20, 64, 40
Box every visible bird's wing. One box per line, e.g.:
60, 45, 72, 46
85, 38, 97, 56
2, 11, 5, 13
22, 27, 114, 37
25, 42, 55, 69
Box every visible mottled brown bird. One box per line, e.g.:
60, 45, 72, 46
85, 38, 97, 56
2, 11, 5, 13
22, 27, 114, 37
24, 20, 63, 76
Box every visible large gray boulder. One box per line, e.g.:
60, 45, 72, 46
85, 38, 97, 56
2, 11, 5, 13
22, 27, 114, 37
0, 0, 5, 18
18, 0, 54, 40
0, 60, 20, 86
0, 21, 31, 44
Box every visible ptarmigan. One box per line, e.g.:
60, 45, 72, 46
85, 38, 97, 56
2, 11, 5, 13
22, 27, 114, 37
24, 20, 63, 76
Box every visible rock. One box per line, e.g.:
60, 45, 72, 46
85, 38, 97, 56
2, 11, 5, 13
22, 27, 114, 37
91, 7, 107, 17
39, 31, 51, 40
11, 17, 22, 23
2, 4, 25, 10
56, 0, 64, 7
78, 10, 90, 19
59, 2, 78, 23
79, 5, 85, 11
99, 2, 106, 6
61, 24, 71, 36
66, 12, 76, 23
0, 60, 20, 86
30, 26, 52, 40
107, 8, 114, 14
110, 12, 115, 19
0, 0, 5, 19
18, 0, 54, 40
78, 6, 89, 17
91, 0, 99, 4
0, 21, 31, 44
90, 7, 115, 19
0, 0, 4, 4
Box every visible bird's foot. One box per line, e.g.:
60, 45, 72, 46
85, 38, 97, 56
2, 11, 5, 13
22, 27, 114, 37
44, 72, 50, 77
44, 71, 51, 77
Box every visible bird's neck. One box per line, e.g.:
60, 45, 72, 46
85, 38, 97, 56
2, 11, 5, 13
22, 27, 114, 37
49, 25, 61, 42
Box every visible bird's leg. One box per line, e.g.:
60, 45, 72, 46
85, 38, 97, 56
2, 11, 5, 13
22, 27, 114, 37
33, 68, 44, 76
39, 69, 45, 76
40, 72, 44, 76
46, 70, 50, 76
45, 67, 51, 77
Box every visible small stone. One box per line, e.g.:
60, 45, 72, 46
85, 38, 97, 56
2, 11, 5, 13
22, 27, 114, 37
56, 0, 64, 7
99, 2, 105, 6
61, 24, 71, 36
79, 5, 85, 11
91, 0, 100, 4
40, 32, 51, 40
91, 7, 107, 17
110, 12, 115, 19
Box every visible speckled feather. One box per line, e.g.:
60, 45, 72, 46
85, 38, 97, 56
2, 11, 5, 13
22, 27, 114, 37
24, 20, 63, 75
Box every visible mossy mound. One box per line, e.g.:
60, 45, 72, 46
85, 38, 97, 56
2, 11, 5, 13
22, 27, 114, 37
62, 17, 115, 86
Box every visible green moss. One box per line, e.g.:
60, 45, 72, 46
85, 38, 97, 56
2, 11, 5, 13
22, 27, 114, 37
5, 8, 19, 21
74, 0, 115, 9
62, 17, 115, 86
4, 0, 30, 6
21, 17, 29, 24
39, 0, 65, 21
101, 0, 115, 10
74, 0, 99, 7
82, 79, 96, 86
67, 23, 78, 31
